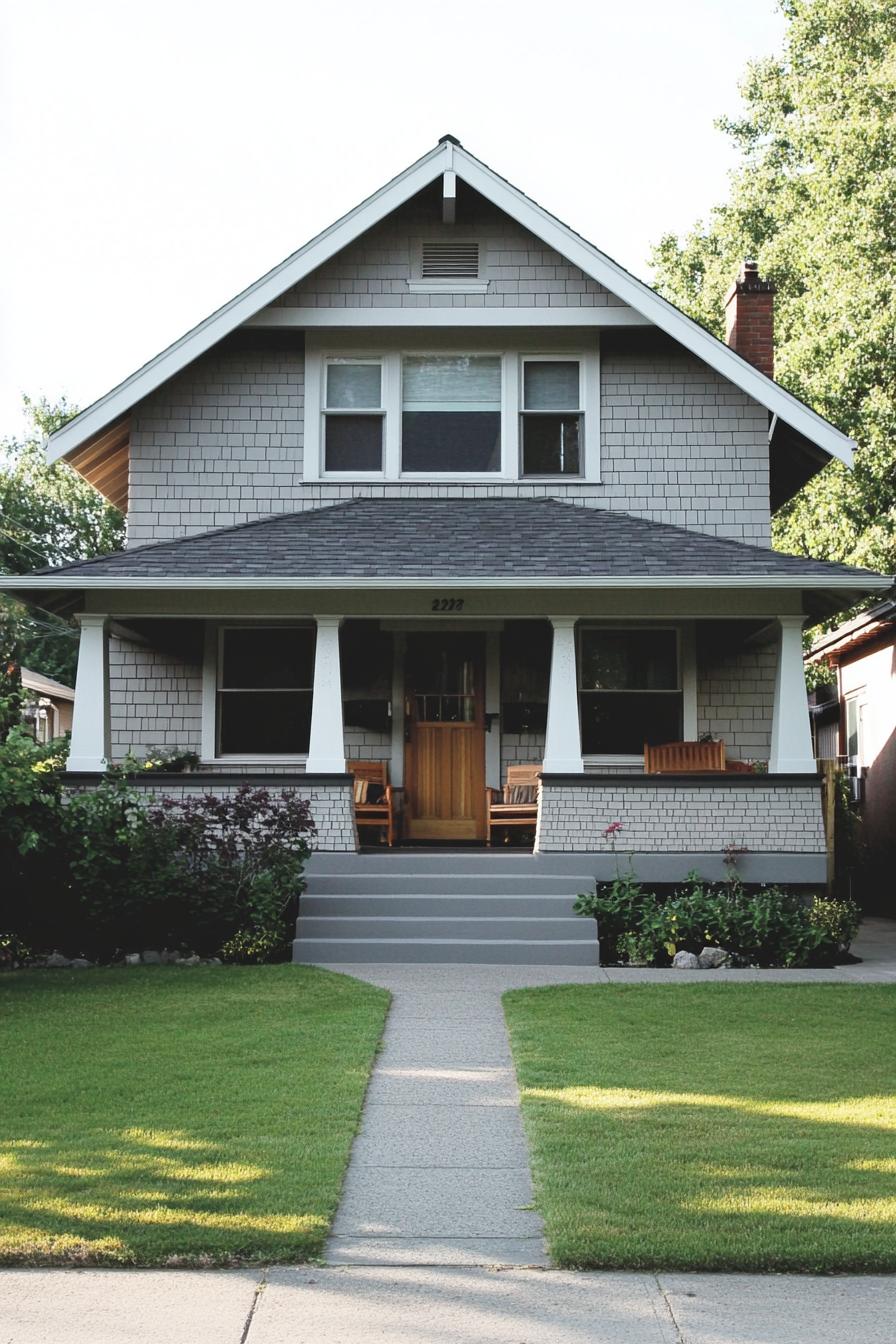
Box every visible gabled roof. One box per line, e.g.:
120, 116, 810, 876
4, 500, 886, 623
48, 137, 854, 475
20, 668, 75, 700
807, 591, 896, 662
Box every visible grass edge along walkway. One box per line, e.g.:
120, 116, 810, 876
0, 965, 390, 1267
503, 982, 896, 1273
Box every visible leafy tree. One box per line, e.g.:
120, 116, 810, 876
651, 0, 896, 577
0, 397, 125, 688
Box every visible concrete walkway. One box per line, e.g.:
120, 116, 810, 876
321, 916, 896, 1270
3, 1267, 895, 1343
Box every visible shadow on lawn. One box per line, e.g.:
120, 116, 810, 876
521, 1084, 896, 1269
0, 1126, 329, 1266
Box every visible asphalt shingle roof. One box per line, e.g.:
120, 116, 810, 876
28, 498, 883, 585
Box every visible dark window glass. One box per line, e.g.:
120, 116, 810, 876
218, 691, 312, 754
401, 356, 501, 472
402, 411, 501, 472
579, 630, 678, 691
521, 414, 581, 475
324, 415, 383, 472
218, 627, 314, 755
580, 691, 683, 754
220, 628, 314, 689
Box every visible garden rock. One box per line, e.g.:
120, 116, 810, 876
672, 951, 700, 969
698, 946, 729, 969
125, 953, 141, 966
70, 958, 93, 970
177, 955, 201, 966
141, 950, 161, 964
45, 953, 72, 969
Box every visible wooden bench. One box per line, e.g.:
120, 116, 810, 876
643, 740, 726, 773
486, 764, 540, 846
348, 760, 399, 847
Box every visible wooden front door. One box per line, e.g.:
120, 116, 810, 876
404, 633, 486, 842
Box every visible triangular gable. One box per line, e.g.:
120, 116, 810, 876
47, 137, 854, 471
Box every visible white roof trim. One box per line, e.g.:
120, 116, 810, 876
2, 575, 888, 593
48, 139, 855, 468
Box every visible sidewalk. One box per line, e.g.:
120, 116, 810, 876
2, 1266, 894, 1343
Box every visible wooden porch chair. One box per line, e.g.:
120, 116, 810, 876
348, 760, 399, 847
486, 764, 540, 846
643, 740, 726, 773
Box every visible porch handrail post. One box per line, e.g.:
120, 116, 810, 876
769, 615, 816, 774
306, 616, 346, 774
543, 616, 584, 774
67, 613, 109, 772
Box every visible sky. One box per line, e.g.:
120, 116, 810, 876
0, 0, 787, 438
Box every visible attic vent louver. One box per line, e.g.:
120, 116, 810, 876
421, 241, 479, 280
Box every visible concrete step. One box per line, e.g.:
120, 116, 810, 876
296, 915, 595, 941
294, 937, 600, 965
307, 873, 594, 896
300, 894, 586, 918
308, 852, 593, 875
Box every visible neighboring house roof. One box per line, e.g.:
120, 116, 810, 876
46, 136, 854, 500
3, 500, 886, 621
20, 668, 75, 700
807, 591, 896, 664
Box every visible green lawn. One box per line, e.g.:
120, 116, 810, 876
503, 983, 896, 1272
0, 966, 389, 1266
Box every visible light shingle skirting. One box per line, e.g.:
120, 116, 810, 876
535, 773, 826, 863
62, 772, 359, 852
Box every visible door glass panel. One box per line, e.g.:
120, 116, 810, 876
406, 636, 479, 723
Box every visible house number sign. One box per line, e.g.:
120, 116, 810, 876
430, 597, 465, 612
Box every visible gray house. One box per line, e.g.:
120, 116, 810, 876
5, 138, 888, 962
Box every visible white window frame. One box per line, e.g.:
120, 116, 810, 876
303, 334, 600, 484
201, 622, 314, 764
577, 622, 696, 767
844, 689, 866, 771
519, 354, 596, 481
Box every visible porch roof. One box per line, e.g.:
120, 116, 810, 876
2, 499, 888, 618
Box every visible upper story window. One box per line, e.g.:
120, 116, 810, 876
324, 360, 384, 472
402, 356, 501, 473
305, 338, 600, 483
521, 359, 582, 477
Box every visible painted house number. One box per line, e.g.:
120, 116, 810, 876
430, 597, 465, 612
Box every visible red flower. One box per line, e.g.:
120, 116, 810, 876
603, 821, 623, 838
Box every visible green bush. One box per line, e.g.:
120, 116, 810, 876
576, 861, 842, 969
62, 780, 315, 959
810, 894, 861, 952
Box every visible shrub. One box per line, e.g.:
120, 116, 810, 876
810, 895, 861, 953
574, 865, 655, 964
0, 727, 71, 951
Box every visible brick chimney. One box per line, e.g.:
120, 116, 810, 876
725, 260, 775, 378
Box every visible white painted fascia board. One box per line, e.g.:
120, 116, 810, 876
46, 143, 452, 464
452, 146, 856, 468
2, 574, 890, 592
247, 306, 650, 327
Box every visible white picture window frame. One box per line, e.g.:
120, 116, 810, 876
303, 334, 600, 483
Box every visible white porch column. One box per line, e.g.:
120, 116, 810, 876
305, 616, 346, 774
543, 617, 584, 774
67, 613, 109, 772
769, 615, 816, 774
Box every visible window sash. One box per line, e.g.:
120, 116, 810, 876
216, 627, 314, 757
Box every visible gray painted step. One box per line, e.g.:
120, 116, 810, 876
294, 937, 599, 965
308, 873, 593, 896
297, 915, 595, 941
301, 894, 587, 918
308, 852, 593, 875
